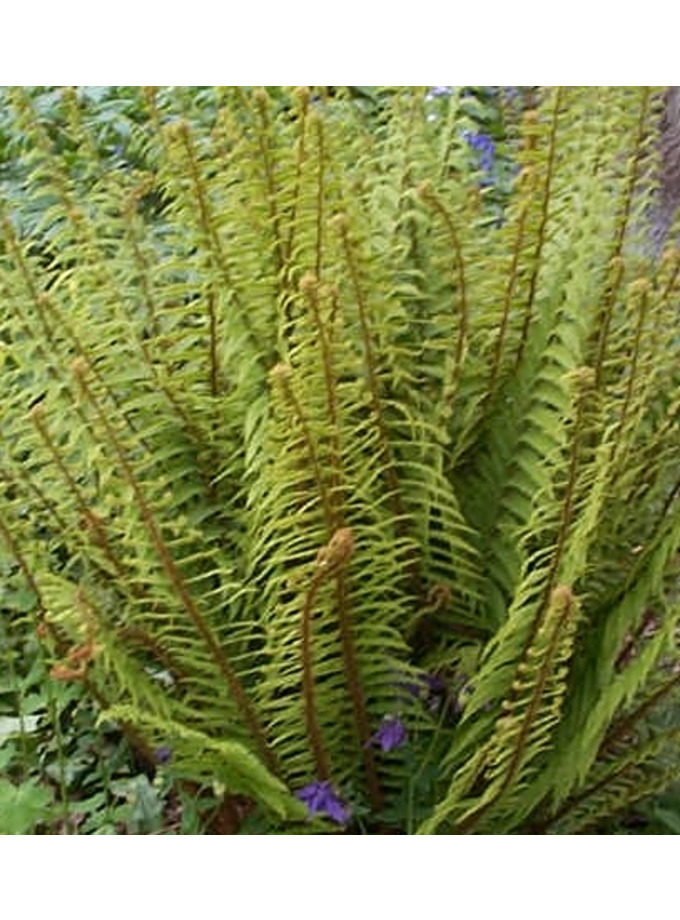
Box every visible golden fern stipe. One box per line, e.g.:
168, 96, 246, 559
2, 86, 680, 833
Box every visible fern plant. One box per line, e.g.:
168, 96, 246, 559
2, 85, 680, 833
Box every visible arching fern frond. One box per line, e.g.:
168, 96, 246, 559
418, 584, 579, 833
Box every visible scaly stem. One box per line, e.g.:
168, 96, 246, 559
300, 528, 382, 808
301, 572, 331, 780
170, 119, 266, 369
455, 585, 574, 834
298, 279, 384, 809
30, 403, 131, 587
254, 89, 285, 281
487, 168, 537, 398
334, 214, 422, 607
591, 88, 652, 389
416, 183, 468, 393
71, 358, 277, 774
514, 90, 561, 369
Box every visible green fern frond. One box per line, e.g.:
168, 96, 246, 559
419, 584, 579, 833
102, 704, 305, 821
544, 720, 680, 834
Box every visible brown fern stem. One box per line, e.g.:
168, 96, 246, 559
1, 466, 70, 539
122, 194, 161, 340
488, 171, 535, 398
269, 361, 334, 526
334, 216, 404, 513
300, 572, 331, 781
540, 370, 592, 605
0, 508, 157, 770
611, 87, 654, 259
529, 756, 633, 834
2, 203, 144, 446
71, 358, 277, 774
206, 289, 219, 399
300, 276, 343, 521
29, 403, 132, 586
334, 569, 383, 812
313, 115, 326, 281
599, 669, 680, 762
612, 280, 649, 459
254, 89, 285, 282
334, 215, 423, 605
28, 406, 193, 688
116, 625, 189, 687
455, 585, 574, 834
274, 347, 383, 806
283, 88, 310, 270
299, 278, 383, 809
171, 120, 266, 369
416, 183, 468, 385
594, 256, 625, 389
174, 122, 223, 396
514, 90, 562, 369
593, 89, 654, 387
303, 529, 382, 809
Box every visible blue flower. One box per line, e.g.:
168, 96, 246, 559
296, 780, 351, 825
154, 745, 172, 765
502, 86, 521, 103
464, 130, 497, 176
423, 673, 446, 696
401, 671, 445, 701
369, 714, 407, 753
428, 86, 452, 99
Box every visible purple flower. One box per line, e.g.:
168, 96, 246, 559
502, 86, 521, 104
427, 86, 452, 99
368, 714, 407, 753
401, 678, 424, 698
154, 745, 172, 765
402, 671, 445, 701
423, 673, 446, 696
296, 780, 351, 825
464, 130, 497, 178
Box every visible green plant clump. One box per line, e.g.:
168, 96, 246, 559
2, 86, 680, 833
